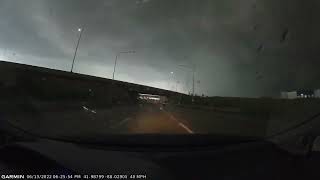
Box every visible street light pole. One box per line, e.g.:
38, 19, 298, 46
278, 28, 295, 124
178, 63, 196, 101
191, 65, 196, 102
71, 28, 83, 73
112, 51, 135, 80
192, 68, 195, 97
176, 81, 180, 92
169, 71, 174, 90
112, 54, 118, 80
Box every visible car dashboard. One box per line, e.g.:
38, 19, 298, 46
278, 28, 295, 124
0, 137, 320, 180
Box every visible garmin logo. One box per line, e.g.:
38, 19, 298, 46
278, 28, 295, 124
1, 175, 24, 179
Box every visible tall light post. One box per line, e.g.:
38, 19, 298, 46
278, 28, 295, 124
112, 51, 135, 80
171, 66, 189, 94
196, 80, 201, 96
178, 63, 196, 101
71, 28, 84, 73
176, 80, 180, 92
168, 71, 174, 90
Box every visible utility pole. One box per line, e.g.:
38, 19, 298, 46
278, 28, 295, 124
71, 28, 84, 73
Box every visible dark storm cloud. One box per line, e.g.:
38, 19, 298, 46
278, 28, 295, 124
0, 0, 319, 97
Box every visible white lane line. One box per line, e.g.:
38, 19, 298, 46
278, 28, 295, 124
82, 106, 97, 114
82, 106, 89, 111
164, 111, 194, 134
178, 122, 194, 134
111, 117, 131, 128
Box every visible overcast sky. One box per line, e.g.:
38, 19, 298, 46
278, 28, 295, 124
0, 0, 319, 97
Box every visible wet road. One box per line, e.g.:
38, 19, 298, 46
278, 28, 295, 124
5, 101, 268, 137
110, 103, 194, 134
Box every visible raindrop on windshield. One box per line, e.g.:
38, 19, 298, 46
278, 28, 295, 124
281, 28, 289, 43
257, 44, 264, 52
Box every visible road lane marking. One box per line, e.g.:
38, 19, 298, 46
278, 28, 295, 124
164, 111, 194, 134
82, 106, 97, 114
82, 106, 89, 111
178, 122, 194, 134
111, 117, 131, 128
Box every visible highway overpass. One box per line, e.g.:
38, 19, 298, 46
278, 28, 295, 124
0, 61, 181, 107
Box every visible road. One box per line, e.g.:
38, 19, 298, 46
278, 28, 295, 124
110, 103, 194, 134
4, 101, 268, 138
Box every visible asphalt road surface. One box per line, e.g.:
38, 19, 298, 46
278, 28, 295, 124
111, 103, 194, 134
4, 101, 268, 138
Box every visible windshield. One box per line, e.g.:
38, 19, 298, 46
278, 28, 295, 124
0, 0, 319, 140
